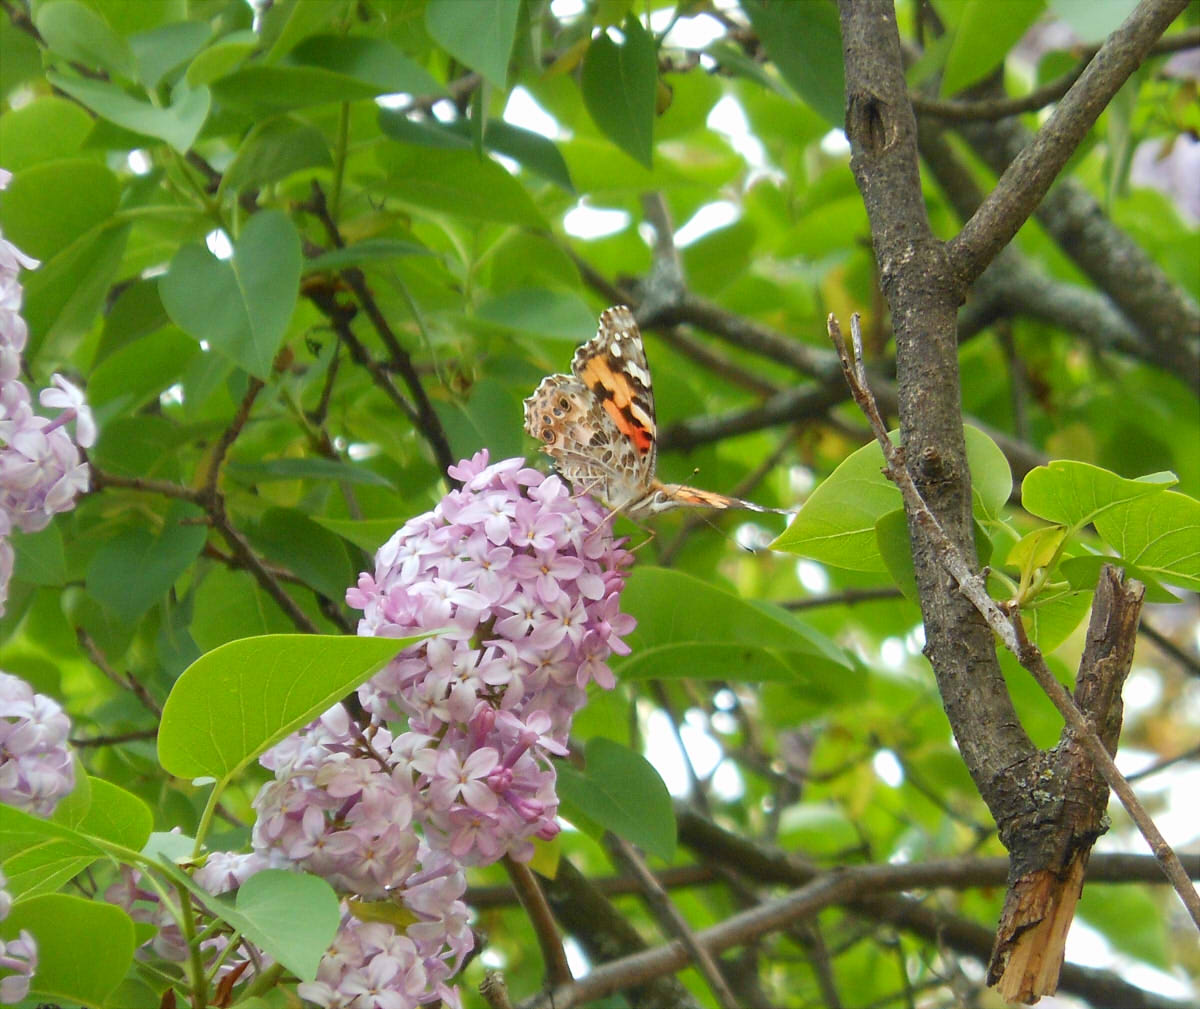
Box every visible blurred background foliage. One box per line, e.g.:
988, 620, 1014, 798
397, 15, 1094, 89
0, 0, 1197, 1005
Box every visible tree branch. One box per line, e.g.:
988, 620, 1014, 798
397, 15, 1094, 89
947, 0, 1191, 290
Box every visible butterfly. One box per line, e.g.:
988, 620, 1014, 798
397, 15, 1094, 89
523, 305, 781, 519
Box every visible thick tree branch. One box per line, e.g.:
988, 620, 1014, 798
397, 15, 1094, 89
947, 0, 1190, 290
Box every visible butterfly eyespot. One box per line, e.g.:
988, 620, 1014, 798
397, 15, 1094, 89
541, 428, 555, 443
556, 397, 570, 413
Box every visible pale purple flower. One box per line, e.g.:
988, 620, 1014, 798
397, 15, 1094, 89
0, 869, 36, 1005
0, 671, 75, 816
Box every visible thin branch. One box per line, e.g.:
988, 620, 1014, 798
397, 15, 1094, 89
503, 856, 572, 989
605, 835, 739, 1009
302, 182, 456, 480
948, 0, 1192, 288
1139, 615, 1200, 677
779, 587, 905, 610
910, 27, 1200, 122
828, 311, 1200, 929
204, 376, 264, 499
77, 627, 161, 716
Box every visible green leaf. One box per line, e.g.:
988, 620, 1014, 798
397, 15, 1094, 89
23, 221, 130, 355
10, 524, 67, 587
556, 737, 675, 860
211, 35, 441, 113
47, 72, 210, 154
618, 567, 854, 680
85, 502, 208, 625
1092, 490, 1200, 592
247, 508, 356, 602
0, 804, 105, 900
378, 112, 575, 192
0, 96, 94, 172
425, 0, 520, 89
190, 567, 296, 651
34, 0, 133, 77
741, 0, 845, 126
436, 378, 526, 463
1020, 461, 1175, 530
223, 119, 333, 192
72, 777, 154, 851
129, 19, 212, 89
160, 209, 302, 379
581, 16, 657, 168
87, 328, 200, 413
476, 289, 597, 341
0, 159, 119, 261
774, 427, 1013, 571
226, 456, 396, 488
377, 147, 544, 226
157, 634, 425, 784
94, 278, 170, 367
304, 237, 432, 273
2, 893, 134, 1007
942, 0, 1046, 96
310, 516, 406, 554
233, 870, 341, 981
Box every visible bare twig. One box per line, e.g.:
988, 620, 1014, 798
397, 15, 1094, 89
828, 311, 1200, 929
503, 856, 573, 988
605, 835, 739, 1009
77, 627, 161, 716
911, 26, 1200, 122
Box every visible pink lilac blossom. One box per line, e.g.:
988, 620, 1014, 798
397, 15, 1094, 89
0, 670, 75, 816
0, 168, 95, 615
0, 869, 36, 1005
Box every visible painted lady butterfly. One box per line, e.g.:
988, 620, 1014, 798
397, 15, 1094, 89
524, 306, 780, 519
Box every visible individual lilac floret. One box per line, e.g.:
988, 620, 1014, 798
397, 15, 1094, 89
0, 671, 75, 817
346, 450, 635, 864
0, 869, 36, 1005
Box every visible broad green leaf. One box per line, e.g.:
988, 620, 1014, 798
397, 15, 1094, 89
0, 160, 119, 260
1092, 490, 1200, 592
581, 16, 657, 168
378, 112, 575, 192
742, 0, 845, 126
160, 209, 302, 379
304, 238, 432, 273
0, 803, 105, 900
1020, 461, 1175, 530
73, 777, 154, 852
222, 119, 332, 192
620, 567, 853, 669
425, 0, 520, 89
186, 33, 256, 86
2, 893, 134, 1008
47, 72, 210, 154
23, 221, 129, 354
311, 516, 405, 554
93, 278, 170, 367
436, 378, 526, 462
476, 289, 597, 341
157, 634, 425, 783
10, 524, 66, 587
1059, 555, 1177, 604
0, 96, 93, 171
942, 0, 1046, 96
779, 801, 859, 856
877, 510, 994, 603
85, 502, 208, 625
618, 642, 796, 682
377, 147, 544, 226
34, 0, 133, 77
247, 508, 356, 602
86, 328, 200, 414
227, 456, 396, 488
211, 35, 441, 113
190, 566, 297, 651
234, 870, 341, 981
555, 737, 675, 860
260, 0, 338, 61
774, 427, 1013, 570
1050, 0, 1138, 43
129, 19, 211, 89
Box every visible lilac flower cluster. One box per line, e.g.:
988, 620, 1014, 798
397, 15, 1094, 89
0, 870, 36, 1005
241, 451, 635, 1008
0, 168, 95, 616
0, 670, 75, 817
